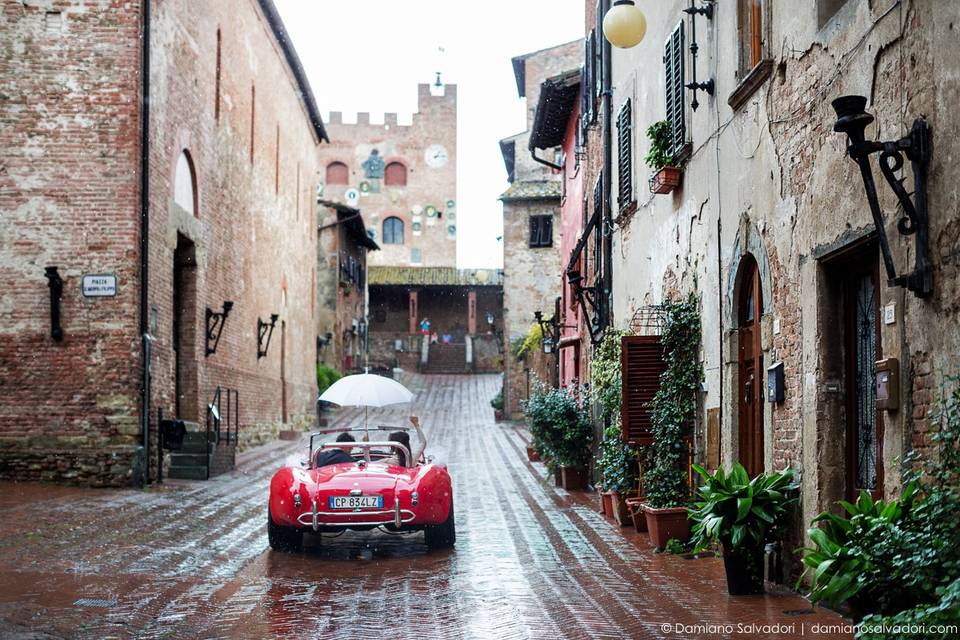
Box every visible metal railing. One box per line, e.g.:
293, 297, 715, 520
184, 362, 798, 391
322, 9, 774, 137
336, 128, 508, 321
205, 386, 239, 480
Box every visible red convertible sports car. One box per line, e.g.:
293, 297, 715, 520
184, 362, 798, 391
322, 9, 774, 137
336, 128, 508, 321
267, 431, 455, 551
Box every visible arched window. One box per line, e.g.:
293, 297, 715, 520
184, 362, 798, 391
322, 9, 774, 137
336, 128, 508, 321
382, 217, 404, 244
384, 161, 407, 186
174, 150, 197, 216
326, 161, 348, 185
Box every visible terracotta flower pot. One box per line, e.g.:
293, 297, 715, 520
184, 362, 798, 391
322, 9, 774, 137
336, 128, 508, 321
494, 409, 504, 422
643, 505, 691, 550
526, 446, 540, 462
600, 491, 614, 517
611, 491, 637, 527
625, 497, 647, 532
649, 166, 682, 194
559, 466, 587, 491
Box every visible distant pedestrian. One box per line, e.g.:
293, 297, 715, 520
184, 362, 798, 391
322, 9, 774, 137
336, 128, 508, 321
420, 317, 431, 335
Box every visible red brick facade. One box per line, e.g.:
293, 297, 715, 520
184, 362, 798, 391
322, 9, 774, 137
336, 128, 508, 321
0, 0, 324, 485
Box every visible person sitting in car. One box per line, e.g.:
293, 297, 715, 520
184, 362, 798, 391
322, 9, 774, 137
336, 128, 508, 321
314, 432, 357, 467
381, 415, 426, 467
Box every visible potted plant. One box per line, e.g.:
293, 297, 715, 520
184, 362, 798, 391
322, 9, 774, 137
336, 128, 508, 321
490, 387, 504, 422
523, 383, 593, 490
688, 463, 799, 595
596, 424, 638, 526
645, 120, 682, 194
642, 295, 702, 549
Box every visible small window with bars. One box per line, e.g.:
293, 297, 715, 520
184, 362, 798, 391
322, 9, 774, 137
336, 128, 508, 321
663, 22, 686, 160
616, 98, 634, 209
528, 215, 553, 248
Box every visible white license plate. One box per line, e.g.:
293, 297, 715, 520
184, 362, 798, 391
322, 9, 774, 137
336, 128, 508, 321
329, 495, 383, 509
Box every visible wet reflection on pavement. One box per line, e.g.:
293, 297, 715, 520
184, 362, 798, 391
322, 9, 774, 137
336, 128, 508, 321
0, 373, 850, 639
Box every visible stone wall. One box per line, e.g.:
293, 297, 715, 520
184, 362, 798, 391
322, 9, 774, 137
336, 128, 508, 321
604, 0, 960, 569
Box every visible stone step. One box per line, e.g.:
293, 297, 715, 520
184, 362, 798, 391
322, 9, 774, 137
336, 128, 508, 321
166, 465, 208, 481
169, 452, 208, 467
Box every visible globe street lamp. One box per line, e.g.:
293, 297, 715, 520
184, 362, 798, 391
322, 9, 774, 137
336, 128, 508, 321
602, 0, 647, 49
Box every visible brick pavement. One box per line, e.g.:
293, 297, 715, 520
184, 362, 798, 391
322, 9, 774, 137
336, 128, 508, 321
0, 373, 851, 639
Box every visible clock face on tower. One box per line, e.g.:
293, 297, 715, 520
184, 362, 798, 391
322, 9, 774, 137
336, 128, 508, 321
424, 144, 449, 168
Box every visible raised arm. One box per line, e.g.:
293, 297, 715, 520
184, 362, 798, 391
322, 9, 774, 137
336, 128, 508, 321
409, 415, 427, 463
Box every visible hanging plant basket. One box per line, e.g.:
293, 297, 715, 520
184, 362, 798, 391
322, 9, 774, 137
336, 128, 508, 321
649, 166, 682, 194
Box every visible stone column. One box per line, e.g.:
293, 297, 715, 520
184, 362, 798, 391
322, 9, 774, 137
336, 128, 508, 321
467, 290, 477, 335
408, 289, 418, 335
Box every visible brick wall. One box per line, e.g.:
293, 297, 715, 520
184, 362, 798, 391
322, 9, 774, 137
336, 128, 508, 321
0, 0, 145, 485
0, 0, 324, 485
319, 84, 458, 269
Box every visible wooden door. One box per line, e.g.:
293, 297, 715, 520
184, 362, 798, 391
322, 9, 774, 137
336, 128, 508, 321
737, 256, 764, 477
844, 256, 883, 499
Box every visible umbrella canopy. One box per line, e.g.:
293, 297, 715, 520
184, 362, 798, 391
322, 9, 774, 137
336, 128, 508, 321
319, 373, 414, 408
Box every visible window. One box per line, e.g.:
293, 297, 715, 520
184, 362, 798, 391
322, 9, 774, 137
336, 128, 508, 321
664, 22, 686, 160
621, 336, 668, 445
410, 248, 422, 265
529, 214, 553, 248
383, 217, 404, 244
326, 162, 348, 185
174, 150, 197, 216
616, 98, 633, 209
817, 0, 848, 29
384, 162, 407, 186
738, 0, 763, 76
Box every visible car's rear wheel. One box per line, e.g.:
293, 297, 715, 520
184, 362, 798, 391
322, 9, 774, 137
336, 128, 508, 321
424, 496, 456, 549
267, 506, 303, 552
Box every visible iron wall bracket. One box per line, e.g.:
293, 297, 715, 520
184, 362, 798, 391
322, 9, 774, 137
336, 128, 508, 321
257, 313, 279, 359
833, 95, 932, 297
205, 301, 233, 356
44, 266, 64, 341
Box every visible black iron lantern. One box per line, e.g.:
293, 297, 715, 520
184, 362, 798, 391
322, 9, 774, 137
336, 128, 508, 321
257, 313, 279, 359
832, 95, 932, 297
205, 301, 234, 356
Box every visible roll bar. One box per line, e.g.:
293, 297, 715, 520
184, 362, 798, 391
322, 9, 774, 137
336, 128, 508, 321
308, 437, 413, 469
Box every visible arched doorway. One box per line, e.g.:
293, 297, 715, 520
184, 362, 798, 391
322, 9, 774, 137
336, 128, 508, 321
736, 254, 764, 477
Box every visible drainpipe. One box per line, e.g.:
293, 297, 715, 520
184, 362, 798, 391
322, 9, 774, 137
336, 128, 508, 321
139, 0, 152, 486
600, 0, 614, 332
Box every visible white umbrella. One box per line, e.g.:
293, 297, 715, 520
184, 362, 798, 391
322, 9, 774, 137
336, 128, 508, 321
319, 373, 414, 440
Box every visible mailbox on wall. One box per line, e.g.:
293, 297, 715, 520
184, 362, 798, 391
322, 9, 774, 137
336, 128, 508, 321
876, 358, 900, 411
767, 361, 785, 403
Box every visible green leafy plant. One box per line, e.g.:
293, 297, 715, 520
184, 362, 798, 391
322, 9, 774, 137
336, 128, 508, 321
590, 328, 630, 421
316, 365, 342, 395
523, 382, 593, 468
644, 120, 674, 171
799, 377, 960, 630
664, 538, 688, 555
512, 324, 544, 360
490, 388, 504, 411
688, 463, 799, 553
644, 294, 702, 509
596, 423, 637, 493
591, 329, 638, 494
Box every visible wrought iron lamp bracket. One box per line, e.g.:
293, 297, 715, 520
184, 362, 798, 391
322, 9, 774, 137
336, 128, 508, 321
683, 0, 714, 111
257, 313, 279, 359
44, 266, 64, 342
205, 300, 233, 356
835, 95, 932, 297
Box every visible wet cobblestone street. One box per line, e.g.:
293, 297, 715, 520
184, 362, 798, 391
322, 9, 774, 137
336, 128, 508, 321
0, 374, 850, 639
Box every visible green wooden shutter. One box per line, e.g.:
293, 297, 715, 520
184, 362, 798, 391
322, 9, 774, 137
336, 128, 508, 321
616, 98, 633, 207
664, 22, 686, 159
621, 336, 667, 445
